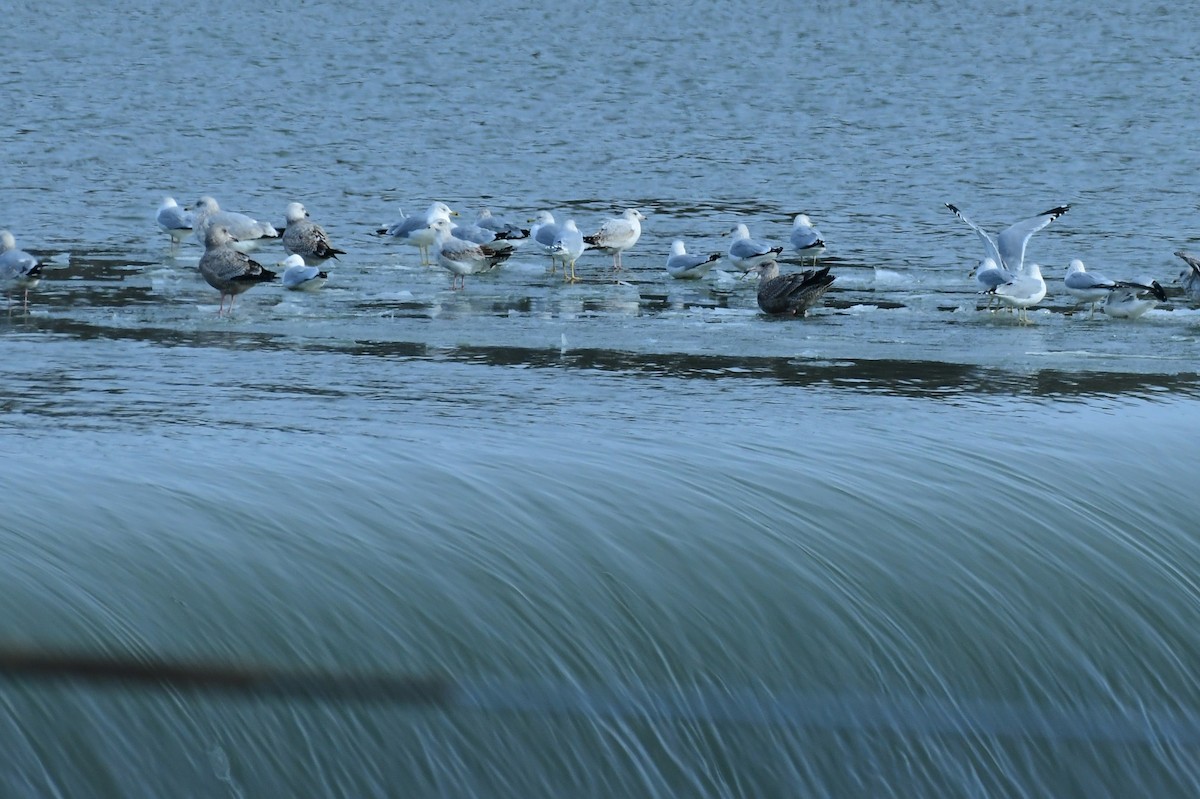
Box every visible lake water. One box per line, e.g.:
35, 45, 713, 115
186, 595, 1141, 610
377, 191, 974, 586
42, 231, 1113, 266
4, 0, 1200, 796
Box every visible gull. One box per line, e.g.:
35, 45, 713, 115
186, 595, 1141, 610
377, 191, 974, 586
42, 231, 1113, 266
474, 208, 529, 242
429, 218, 511, 290
1173, 251, 1200, 302
752, 262, 836, 317
377, 201, 457, 264
191, 196, 280, 252
156, 197, 195, 248
789, 214, 826, 265
0, 230, 44, 310
282, 202, 345, 265
1103, 282, 1167, 319
970, 257, 1012, 311
450, 217, 524, 255
986, 262, 1046, 324
583, 209, 645, 271
278, 254, 328, 292
1064, 259, 1161, 318
665, 240, 722, 280
725, 223, 783, 275
529, 211, 566, 273
944, 203, 1070, 276
550, 219, 585, 283
198, 225, 278, 314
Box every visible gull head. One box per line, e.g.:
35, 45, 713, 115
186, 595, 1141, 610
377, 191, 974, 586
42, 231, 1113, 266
194, 196, 220, 214
1066, 259, 1086, 276
670, 240, 686, 256
970, 257, 998, 279
285, 202, 309, 223
428, 217, 454, 240
204, 224, 237, 248
277, 254, 307, 268
725, 223, 751, 239
0, 230, 16, 251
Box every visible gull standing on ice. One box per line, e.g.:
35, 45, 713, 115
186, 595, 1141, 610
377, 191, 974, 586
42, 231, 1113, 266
753, 262, 836, 317
789, 214, 826, 265
583, 209, 645, 271
191, 196, 280, 252
0, 230, 44, 310
1173, 251, 1200, 303
550, 219, 585, 283
1064, 259, 1161, 318
278, 253, 328, 291
198, 225, 277, 314
725, 223, 783, 275
429, 218, 511, 290
529, 211, 566, 273
282, 202, 345, 265
156, 197, 195, 248
377, 202, 457, 265
986, 262, 1047, 324
970, 257, 1011, 311
665, 240, 722, 280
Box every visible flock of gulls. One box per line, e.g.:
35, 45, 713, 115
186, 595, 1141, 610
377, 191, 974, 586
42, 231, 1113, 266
2, 197, 1199, 322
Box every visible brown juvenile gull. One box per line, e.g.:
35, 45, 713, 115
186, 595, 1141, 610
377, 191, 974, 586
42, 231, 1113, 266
0, 230, 44, 310
191, 196, 280, 252
198, 225, 277, 314
429, 218, 511, 290
282, 202, 345, 265
583, 208, 645, 271
753, 262, 835, 317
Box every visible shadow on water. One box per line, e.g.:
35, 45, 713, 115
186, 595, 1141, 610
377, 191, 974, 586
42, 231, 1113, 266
10, 313, 1200, 403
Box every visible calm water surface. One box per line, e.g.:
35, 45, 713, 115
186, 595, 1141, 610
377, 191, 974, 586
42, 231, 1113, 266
3, 0, 1200, 796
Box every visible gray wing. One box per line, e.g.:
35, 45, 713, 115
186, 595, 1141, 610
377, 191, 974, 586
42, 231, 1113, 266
282, 264, 324, 288
450, 222, 496, 245
1174, 250, 1200, 276
945, 203, 1001, 266
975, 267, 1010, 290
385, 215, 426, 239
1064, 270, 1114, 290
729, 237, 773, 259
0, 249, 40, 279
157, 206, 194, 231
995, 205, 1070, 272
667, 253, 715, 272
790, 227, 822, 250
534, 223, 561, 248
211, 210, 278, 240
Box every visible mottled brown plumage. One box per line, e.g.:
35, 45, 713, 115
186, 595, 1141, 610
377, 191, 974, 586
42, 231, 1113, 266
754, 262, 835, 317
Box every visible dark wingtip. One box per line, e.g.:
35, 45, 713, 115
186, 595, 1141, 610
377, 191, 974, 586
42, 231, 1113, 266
945, 203, 960, 214
770, 246, 783, 255
1151, 280, 1167, 301
375, 227, 389, 236
1040, 204, 1071, 219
